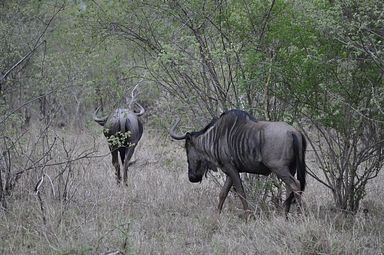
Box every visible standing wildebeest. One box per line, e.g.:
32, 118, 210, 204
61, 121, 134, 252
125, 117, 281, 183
169, 109, 306, 217
93, 90, 144, 185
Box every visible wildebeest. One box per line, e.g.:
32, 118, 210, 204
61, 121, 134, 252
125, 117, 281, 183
169, 109, 306, 217
93, 87, 145, 185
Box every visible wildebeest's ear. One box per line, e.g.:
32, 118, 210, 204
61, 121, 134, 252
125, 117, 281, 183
186, 132, 192, 140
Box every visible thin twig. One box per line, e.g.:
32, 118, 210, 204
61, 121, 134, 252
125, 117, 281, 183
0, 3, 64, 83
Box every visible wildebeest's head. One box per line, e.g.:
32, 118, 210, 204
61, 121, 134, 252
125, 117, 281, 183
93, 83, 145, 127
169, 118, 217, 183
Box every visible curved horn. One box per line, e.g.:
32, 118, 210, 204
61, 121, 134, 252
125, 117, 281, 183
169, 117, 187, 140
134, 102, 145, 116
93, 106, 108, 126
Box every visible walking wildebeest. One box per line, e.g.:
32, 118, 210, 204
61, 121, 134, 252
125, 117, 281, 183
93, 87, 144, 185
169, 109, 306, 217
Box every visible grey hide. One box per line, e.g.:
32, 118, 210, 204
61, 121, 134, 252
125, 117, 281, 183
170, 109, 306, 217
94, 103, 144, 185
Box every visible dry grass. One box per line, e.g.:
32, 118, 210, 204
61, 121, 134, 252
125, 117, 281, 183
0, 128, 383, 254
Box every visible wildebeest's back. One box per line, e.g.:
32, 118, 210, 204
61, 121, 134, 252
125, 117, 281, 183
206, 110, 296, 174
103, 109, 143, 147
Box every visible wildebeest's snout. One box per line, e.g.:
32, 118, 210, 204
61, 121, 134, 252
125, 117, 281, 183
188, 173, 202, 183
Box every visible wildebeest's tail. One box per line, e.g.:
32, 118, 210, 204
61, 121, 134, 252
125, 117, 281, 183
292, 132, 306, 192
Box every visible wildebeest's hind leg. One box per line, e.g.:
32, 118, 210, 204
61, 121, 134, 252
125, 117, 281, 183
218, 176, 233, 213
122, 146, 135, 185
283, 165, 297, 215
119, 147, 126, 165
272, 166, 301, 217
111, 149, 121, 184
283, 190, 295, 217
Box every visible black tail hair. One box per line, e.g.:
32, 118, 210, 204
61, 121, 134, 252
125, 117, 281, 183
292, 132, 306, 191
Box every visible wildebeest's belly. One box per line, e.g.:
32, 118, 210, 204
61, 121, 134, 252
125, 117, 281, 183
236, 161, 271, 176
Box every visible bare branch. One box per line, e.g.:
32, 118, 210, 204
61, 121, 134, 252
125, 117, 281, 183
0, 3, 64, 83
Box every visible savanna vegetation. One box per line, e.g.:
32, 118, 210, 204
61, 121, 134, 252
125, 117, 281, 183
1, 0, 383, 254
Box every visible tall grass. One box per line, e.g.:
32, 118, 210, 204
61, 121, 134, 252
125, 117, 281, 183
0, 128, 383, 254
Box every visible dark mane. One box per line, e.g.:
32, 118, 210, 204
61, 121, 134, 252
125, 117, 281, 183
191, 109, 257, 137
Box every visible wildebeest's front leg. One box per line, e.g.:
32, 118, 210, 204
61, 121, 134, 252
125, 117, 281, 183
224, 166, 250, 213
122, 145, 135, 185
111, 148, 121, 183
218, 175, 233, 213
